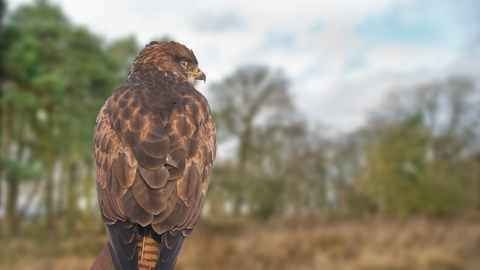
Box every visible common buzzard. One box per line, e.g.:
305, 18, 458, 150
94, 41, 216, 270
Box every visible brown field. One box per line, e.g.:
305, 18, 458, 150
1, 214, 480, 270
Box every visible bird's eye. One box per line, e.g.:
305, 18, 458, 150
181, 60, 188, 67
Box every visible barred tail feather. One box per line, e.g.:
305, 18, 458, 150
137, 226, 162, 270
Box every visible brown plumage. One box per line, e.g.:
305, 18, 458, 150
94, 41, 216, 270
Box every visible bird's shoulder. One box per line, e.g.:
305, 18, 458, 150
106, 68, 212, 129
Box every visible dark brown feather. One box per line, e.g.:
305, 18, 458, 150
187, 138, 199, 158
188, 198, 205, 228
138, 139, 169, 159
115, 154, 127, 188
131, 173, 168, 215
144, 132, 167, 143
152, 188, 179, 224
155, 230, 187, 270
118, 98, 133, 109
176, 203, 192, 228
105, 220, 138, 270
177, 163, 199, 206
128, 113, 147, 132
167, 149, 186, 180
137, 165, 169, 189
110, 164, 128, 198
133, 148, 166, 170
123, 188, 153, 227
151, 197, 184, 235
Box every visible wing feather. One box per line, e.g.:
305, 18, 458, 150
137, 165, 169, 189
105, 221, 138, 270
152, 188, 179, 224
151, 197, 184, 235
122, 188, 153, 227
131, 172, 168, 215
155, 230, 187, 270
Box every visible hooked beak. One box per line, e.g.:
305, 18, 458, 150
194, 68, 206, 83
196, 71, 206, 82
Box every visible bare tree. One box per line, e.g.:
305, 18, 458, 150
209, 65, 294, 217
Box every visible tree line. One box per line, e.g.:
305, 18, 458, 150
1, 0, 479, 239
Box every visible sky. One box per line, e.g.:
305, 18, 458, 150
6, 0, 480, 132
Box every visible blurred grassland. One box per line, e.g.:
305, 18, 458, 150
2, 215, 480, 270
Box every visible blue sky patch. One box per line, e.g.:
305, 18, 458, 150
356, 6, 454, 45
263, 29, 297, 52
310, 21, 323, 34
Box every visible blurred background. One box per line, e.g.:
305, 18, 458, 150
1, 0, 480, 269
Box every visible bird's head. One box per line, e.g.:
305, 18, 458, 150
129, 41, 206, 85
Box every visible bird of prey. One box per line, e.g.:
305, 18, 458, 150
94, 41, 216, 270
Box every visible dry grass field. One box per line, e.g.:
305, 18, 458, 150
2, 214, 480, 270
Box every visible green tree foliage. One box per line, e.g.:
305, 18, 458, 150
0, 0, 120, 234
356, 112, 477, 215
357, 114, 429, 214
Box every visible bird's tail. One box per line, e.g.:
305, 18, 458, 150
137, 226, 162, 270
